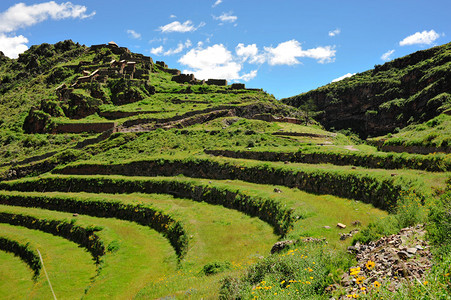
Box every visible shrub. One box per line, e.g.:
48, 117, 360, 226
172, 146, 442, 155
220, 243, 351, 299
201, 261, 231, 276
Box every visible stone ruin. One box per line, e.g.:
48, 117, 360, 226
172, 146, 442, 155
171, 73, 204, 85
230, 83, 245, 89
73, 58, 148, 87
154, 61, 180, 75
206, 79, 227, 86
156, 61, 167, 68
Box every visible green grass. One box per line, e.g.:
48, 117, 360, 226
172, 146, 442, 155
0, 40, 449, 299
371, 113, 451, 148
0, 190, 279, 299
0, 173, 388, 297
0, 223, 96, 299
0, 202, 177, 299
0, 250, 35, 299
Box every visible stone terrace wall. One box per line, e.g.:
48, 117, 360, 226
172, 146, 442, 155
369, 140, 450, 154
52, 122, 116, 134
207, 79, 227, 86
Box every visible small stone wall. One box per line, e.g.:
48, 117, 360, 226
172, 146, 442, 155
172, 73, 196, 84
230, 83, 245, 89
369, 140, 450, 154
52, 122, 116, 134
252, 114, 303, 124
156, 61, 168, 68
206, 79, 227, 86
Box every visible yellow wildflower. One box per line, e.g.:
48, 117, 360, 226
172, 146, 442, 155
373, 281, 381, 288
356, 276, 365, 285
366, 260, 375, 270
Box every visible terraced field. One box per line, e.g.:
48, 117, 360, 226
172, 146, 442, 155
0, 41, 449, 299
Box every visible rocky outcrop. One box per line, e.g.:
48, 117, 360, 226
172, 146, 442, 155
333, 224, 432, 298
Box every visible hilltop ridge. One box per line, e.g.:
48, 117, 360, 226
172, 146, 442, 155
282, 42, 451, 138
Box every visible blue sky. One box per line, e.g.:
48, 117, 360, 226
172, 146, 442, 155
0, 0, 450, 98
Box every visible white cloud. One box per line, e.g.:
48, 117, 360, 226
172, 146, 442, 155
179, 44, 245, 80
240, 70, 258, 81
0, 33, 29, 58
0, 1, 95, 33
301, 46, 336, 63
399, 30, 440, 46
212, 0, 223, 7
163, 40, 193, 56
328, 28, 341, 37
0, 2, 94, 58
158, 20, 205, 33
331, 72, 355, 83
150, 46, 164, 56
127, 29, 141, 39
235, 43, 265, 64
170, 14, 176, 18
214, 12, 237, 23
381, 49, 395, 61
264, 40, 336, 65
149, 37, 167, 44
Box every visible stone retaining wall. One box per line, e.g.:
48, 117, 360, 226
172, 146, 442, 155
52, 122, 116, 134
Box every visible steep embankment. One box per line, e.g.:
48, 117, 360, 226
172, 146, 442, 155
282, 42, 451, 138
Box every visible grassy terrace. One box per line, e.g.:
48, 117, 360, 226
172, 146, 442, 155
0, 223, 96, 299
0, 173, 387, 298
0, 188, 281, 298
0, 202, 177, 298
55, 155, 449, 199
0, 250, 35, 299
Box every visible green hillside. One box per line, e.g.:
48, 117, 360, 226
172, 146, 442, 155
0, 41, 449, 299
282, 42, 451, 140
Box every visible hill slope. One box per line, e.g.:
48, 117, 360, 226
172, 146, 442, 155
282, 42, 451, 138
0, 41, 449, 299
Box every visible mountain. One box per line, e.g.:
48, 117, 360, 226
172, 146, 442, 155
282, 42, 451, 138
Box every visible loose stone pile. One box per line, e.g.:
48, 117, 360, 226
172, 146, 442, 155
333, 224, 432, 298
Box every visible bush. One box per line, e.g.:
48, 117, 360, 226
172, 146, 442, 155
201, 261, 231, 276
220, 243, 351, 299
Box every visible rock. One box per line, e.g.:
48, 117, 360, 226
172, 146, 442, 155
415, 245, 424, 250
270, 240, 295, 254
273, 188, 282, 193
407, 248, 417, 255
351, 220, 362, 226
301, 237, 327, 244
284, 161, 289, 164
337, 223, 347, 229
323, 225, 331, 229
340, 274, 353, 287
347, 246, 358, 253
73, 213, 79, 217
397, 251, 412, 260
340, 233, 351, 240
